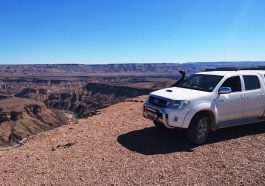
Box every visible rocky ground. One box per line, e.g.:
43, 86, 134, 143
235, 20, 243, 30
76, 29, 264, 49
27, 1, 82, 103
0, 96, 264, 185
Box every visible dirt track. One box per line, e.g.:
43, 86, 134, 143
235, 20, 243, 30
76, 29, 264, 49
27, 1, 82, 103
0, 96, 264, 185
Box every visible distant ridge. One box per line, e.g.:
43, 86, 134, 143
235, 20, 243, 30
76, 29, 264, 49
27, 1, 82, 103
0, 61, 265, 77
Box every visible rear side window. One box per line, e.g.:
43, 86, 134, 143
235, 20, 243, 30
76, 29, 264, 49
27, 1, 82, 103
243, 75, 260, 90
221, 76, 241, 92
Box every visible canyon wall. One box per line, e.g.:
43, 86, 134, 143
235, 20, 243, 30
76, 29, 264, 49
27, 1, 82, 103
0, 98, 75, 146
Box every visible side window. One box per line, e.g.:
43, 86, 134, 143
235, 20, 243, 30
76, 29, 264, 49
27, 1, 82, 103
221, 76, 241, 92
243, 75, 260, 90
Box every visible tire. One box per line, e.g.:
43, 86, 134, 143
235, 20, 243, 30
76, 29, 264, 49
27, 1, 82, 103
153, 121, 164, 128
187, 114, 210, 145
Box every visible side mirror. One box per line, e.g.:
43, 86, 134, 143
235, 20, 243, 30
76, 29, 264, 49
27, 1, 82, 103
218, 87, 232, 94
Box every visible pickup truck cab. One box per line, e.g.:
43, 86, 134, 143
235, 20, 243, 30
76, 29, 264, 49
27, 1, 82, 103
143, 70, 265, 144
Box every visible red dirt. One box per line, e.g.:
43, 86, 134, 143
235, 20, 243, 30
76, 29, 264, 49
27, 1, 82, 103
0, 96, 264, 185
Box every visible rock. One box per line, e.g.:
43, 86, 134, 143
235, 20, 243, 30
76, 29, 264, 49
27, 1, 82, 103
55, 141, 77, 149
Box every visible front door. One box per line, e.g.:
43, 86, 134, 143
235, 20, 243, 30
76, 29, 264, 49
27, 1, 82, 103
216, 76, 245, 122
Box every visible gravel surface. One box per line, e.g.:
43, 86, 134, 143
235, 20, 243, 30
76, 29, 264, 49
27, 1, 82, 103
0, 96, 264, 185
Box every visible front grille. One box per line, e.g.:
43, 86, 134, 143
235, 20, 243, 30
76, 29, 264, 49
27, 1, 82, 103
148, 96, 168, 107
144, 106, 163, 119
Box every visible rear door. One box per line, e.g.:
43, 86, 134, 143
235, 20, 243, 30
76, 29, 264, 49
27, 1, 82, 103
242, 74, 265, 117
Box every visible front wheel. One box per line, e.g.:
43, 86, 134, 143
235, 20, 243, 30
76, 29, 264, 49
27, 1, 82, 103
187, 114, 210, 145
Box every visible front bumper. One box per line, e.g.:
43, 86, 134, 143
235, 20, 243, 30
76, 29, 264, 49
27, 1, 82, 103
143, 101, 189, 128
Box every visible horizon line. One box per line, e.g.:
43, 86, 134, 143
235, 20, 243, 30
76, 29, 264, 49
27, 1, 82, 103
1, 60, 265, 66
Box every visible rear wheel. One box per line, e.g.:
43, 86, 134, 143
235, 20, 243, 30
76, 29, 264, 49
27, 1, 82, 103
187, 114, 210, 145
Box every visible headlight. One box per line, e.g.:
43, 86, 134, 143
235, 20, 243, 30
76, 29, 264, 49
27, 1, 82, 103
169, 100, 190, 109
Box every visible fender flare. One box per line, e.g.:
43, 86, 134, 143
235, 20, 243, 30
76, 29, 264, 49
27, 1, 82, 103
182, 103, 217, 130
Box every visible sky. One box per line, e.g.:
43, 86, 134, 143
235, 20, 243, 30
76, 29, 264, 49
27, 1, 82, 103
0, 0, 264, 64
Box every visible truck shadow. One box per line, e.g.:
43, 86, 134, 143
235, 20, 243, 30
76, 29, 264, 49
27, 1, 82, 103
117, 122, 265, 155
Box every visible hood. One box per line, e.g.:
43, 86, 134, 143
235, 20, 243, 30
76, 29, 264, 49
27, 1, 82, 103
150, 87, 211, 101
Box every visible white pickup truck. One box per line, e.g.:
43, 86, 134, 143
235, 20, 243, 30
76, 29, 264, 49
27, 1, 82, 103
143, 70, 265, 144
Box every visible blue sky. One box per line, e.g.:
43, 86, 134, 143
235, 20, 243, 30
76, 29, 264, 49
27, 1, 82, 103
0, 0, 264, 64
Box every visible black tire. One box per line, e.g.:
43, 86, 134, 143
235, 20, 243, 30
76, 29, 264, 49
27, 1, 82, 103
153, 121, 164, 128
187, 114, 210, 145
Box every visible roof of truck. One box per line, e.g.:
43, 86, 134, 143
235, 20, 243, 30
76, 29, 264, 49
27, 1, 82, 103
197, 70, 265, 76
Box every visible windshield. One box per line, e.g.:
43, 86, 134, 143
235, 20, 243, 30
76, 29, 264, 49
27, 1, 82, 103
176, 74, 223, 92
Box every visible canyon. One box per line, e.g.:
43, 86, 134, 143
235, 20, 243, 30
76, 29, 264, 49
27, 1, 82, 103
0, 76, 154, 147
1, 62, 265, 147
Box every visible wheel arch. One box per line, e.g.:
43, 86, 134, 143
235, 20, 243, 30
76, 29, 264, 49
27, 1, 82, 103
183, 109, 217, 130
192, 110, 216, 131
